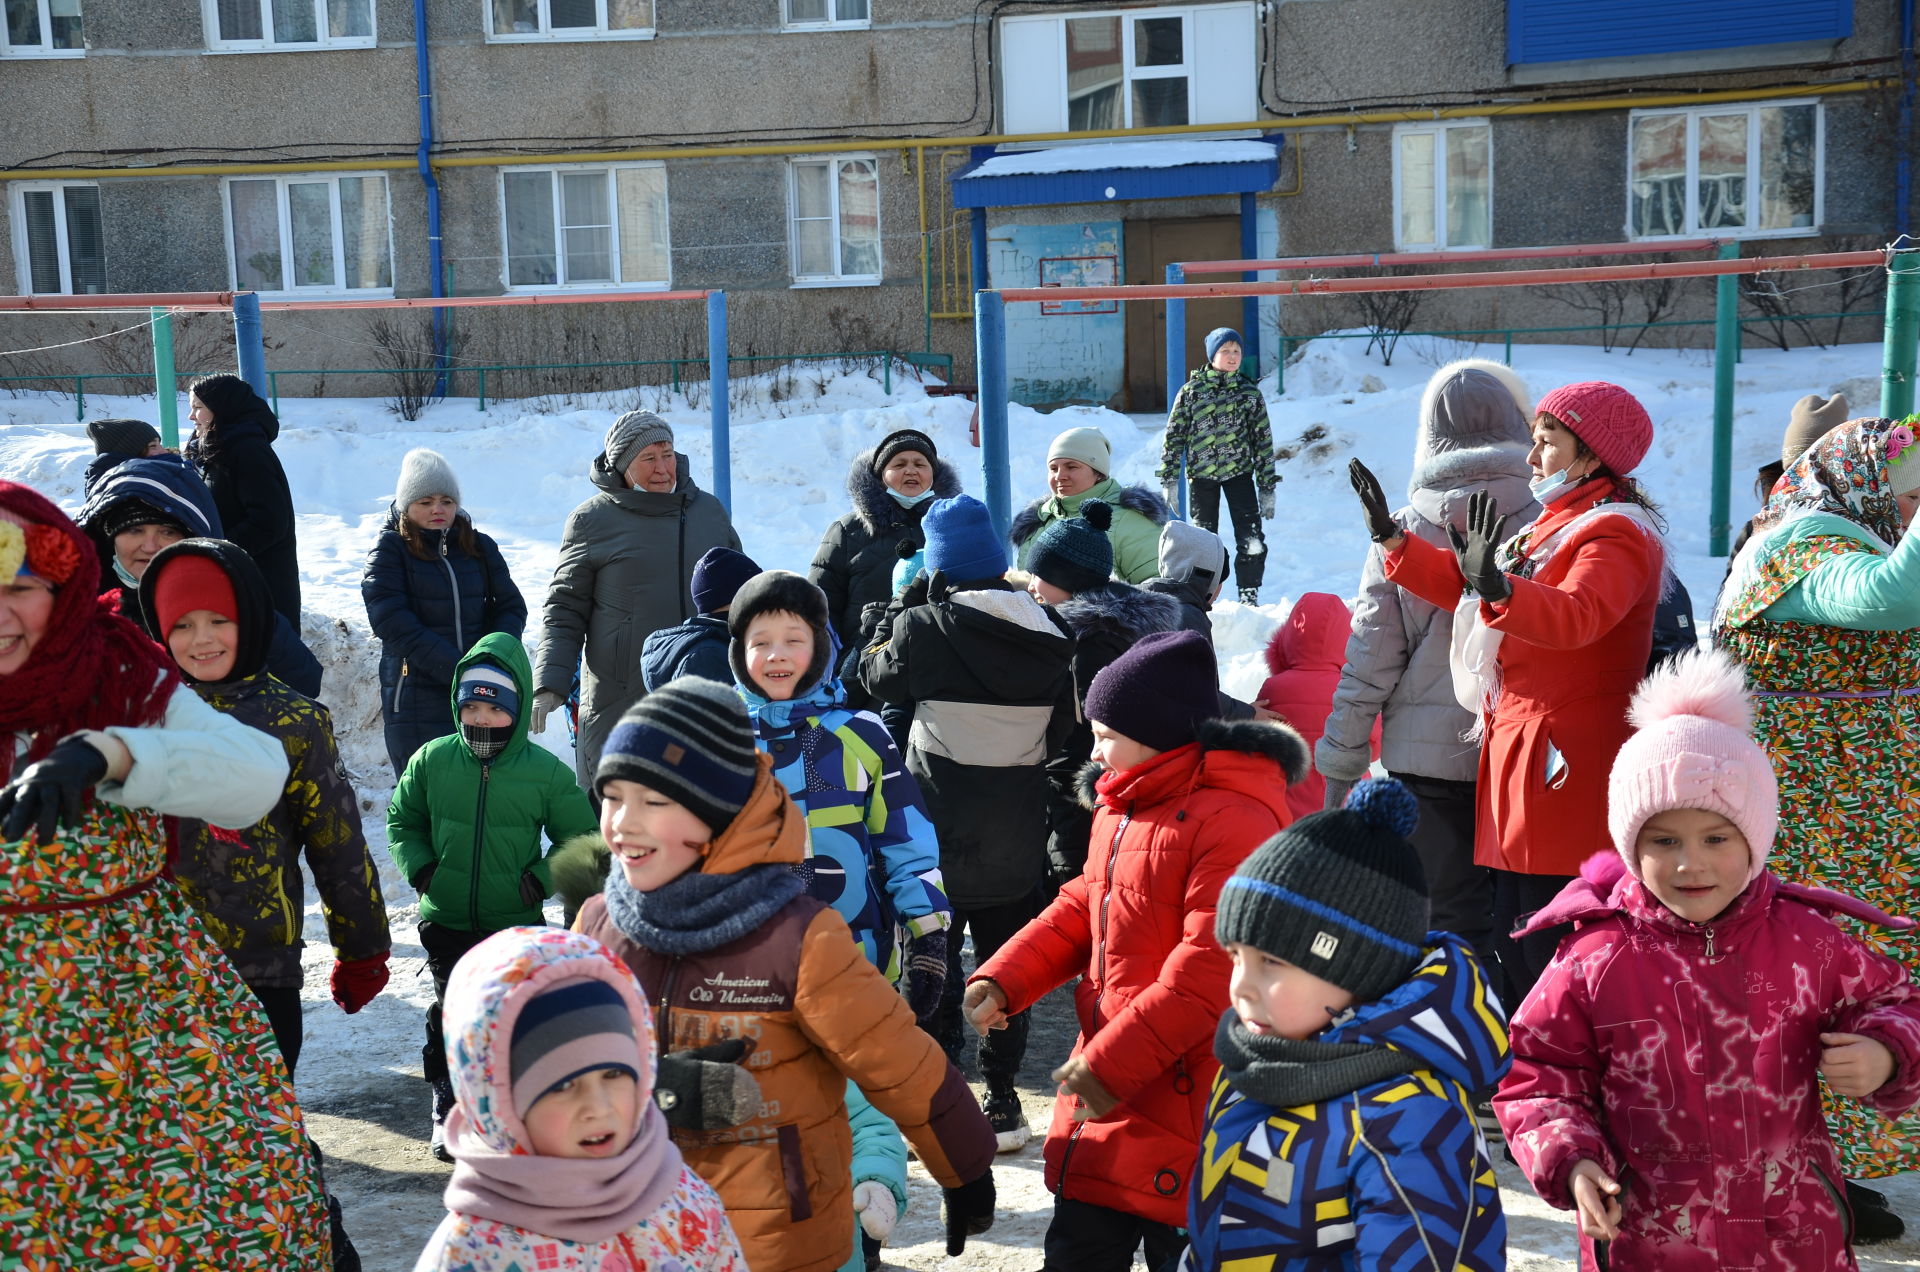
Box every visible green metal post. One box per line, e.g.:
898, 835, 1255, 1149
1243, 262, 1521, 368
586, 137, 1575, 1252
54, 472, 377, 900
883, 352, 892, 395
1884, 247, 1919, 420
1503, 332, 1513, 366
152, 308, 179, 448
269, 372, 280, 419
1276, 338, 1289, 396
478, 369, 487, 413
1710, 241, 1740, 557
74, 378, 83, 423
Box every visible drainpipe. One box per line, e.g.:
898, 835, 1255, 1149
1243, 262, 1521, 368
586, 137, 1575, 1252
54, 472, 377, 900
1900, 0, 1915, 239
413, 0, 448, 397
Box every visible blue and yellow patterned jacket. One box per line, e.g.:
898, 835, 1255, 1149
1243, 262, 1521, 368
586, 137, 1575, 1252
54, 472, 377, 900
1185, 935, 1509, 1272
737, 628, 949, 983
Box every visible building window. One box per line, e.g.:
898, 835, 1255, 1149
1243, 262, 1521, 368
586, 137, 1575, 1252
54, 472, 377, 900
1628, 101, 1820, 239
225, 174, 392, 293
1393, 121, 1491, 250
789, 157, 880, 285
205, 0, 373, 49
999, 2, 1253, 136
4, 0, 82, 55
12, 183, 105, 294
501, 165, 670, 289
487, 0, 653, 40
785, 0, 868, 30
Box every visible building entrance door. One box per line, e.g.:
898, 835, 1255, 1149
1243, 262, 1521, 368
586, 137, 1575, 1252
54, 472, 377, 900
1124, 216, 1243, 412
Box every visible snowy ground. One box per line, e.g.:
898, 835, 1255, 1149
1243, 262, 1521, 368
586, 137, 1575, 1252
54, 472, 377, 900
2, 335, 1916, 1269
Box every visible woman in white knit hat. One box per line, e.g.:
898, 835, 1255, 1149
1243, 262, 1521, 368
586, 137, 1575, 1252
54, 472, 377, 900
1010, 426, 1170, 585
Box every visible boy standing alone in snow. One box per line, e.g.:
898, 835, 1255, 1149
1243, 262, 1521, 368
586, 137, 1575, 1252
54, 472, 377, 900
1160, 327, 1277, 605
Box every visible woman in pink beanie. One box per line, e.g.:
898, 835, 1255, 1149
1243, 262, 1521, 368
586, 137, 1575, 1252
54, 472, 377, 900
1495, 648, 1920, 1272
1348, 380, 1666, 1007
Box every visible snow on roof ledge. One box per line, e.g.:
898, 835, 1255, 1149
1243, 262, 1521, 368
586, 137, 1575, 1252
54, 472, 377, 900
962, 139, 1278, 180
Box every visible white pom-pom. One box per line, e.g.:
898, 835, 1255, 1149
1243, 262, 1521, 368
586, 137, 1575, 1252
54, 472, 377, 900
1627, 647, 1752, 734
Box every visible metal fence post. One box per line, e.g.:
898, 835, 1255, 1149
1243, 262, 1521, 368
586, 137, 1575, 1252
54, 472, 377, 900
73, 377, 84, 423
708, 291, 732, 511
231, 292, 269, 399
152, 308, 179, 447
478, 369, 487, 413
1165, 263, 1186, 416
1883, 243, 1919, 420
1710, 241, 1741, 557
976, 290, 1011, 541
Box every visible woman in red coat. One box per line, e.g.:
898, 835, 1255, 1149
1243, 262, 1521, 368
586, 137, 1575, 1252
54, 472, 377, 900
1349, 380, 1663, 1006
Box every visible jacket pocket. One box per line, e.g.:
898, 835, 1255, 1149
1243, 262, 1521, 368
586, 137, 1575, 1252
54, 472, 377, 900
776, 1124, 814, 1222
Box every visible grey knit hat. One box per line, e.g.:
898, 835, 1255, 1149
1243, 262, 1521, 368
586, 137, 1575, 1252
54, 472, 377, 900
595, 676, 759, 833
396, 447, 461, 509
605, 410, 674, 477
1216, 778, 1429, 1002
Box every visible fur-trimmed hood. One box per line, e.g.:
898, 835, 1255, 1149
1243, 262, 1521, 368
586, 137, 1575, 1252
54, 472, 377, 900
1074, 715, 1310, 810
845, 444, 963, 538
1406, 360, 1536, 528
1054, 580, 1181, 642
1010, 482, 1171, 547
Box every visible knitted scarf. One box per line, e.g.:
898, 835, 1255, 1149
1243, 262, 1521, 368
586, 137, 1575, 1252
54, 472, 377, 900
603, 860, 805, 956
1213, 1009, 1417, 1109
0, 483, 176, 782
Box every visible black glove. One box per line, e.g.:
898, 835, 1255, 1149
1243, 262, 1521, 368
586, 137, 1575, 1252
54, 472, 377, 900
1348, 459, 1401, 543
517, 870, 546, 908
0, 735, 109, 846
943, 1168, 996, 1255
897, 569, 934, 611
410, 863, 438, 894
654, 1037, 761, 1131
903, 929, 948, 1029
1446, 489, 1514, 603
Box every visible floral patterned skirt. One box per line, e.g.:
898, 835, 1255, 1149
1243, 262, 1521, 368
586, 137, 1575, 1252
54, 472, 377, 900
0, 806, 328, 1269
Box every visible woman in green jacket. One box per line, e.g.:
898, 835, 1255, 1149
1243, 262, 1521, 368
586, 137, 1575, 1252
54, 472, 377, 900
387, 629, 599, 1161
1158, 328, 1278, 604
1010, 426, 1170, 585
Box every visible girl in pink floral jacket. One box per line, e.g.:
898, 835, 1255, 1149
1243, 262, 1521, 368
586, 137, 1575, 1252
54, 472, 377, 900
1494, 648, 1920, 1271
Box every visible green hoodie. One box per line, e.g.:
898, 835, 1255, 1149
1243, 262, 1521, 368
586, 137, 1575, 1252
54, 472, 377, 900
387, 631, 599, 931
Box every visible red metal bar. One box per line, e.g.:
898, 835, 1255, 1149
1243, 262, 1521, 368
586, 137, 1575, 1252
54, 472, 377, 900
160, 289, 719, 313
1177, 239, 1724, 274
1005, 249, 1891, 304
0, 291, 235, 311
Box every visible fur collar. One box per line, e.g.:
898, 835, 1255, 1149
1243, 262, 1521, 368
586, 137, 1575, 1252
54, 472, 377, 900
1072, 715, 1310, 809
845, 446, 962, 538
1010, 483, 1171, 547
1054, 581, 1181, 640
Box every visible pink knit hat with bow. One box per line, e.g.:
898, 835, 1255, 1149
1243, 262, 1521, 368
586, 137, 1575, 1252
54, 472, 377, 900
1536, 381, 1654, 476
1607, 647, 1777, 882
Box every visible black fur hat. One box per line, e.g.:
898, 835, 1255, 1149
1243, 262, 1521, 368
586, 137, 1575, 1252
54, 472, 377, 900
726, 570, 836, 699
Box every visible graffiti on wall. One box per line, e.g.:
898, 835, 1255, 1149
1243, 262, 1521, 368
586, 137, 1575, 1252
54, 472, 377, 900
993, 221, 1125, 407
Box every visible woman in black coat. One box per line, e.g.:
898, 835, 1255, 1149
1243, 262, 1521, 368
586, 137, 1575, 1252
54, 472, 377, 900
186, 374, 301, 624
361, 448, 526, 775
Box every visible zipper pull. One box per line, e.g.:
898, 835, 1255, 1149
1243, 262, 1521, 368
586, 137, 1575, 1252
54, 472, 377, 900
1704, 926, 1716, 958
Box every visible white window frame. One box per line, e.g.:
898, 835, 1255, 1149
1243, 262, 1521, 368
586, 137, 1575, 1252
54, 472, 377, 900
496, 162, 673, 292
1062, 5, 1195, 132
484, 0, 654, 42
1390, 119, 1493, 252
9, 181, 105, 294
1625, 98, 1824, 241
221, 173, 394, 296
202, 0, 375, 51
788, 155, 882, 287
2, 0, 84, 57
783, 0, 869, 32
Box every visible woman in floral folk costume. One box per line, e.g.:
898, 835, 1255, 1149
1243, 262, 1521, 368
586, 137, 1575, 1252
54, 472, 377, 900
0, 482, 328, 1266
1714, 415, 1920, 1200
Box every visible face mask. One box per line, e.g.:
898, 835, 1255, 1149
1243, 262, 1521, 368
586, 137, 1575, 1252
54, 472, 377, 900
888, 487, 937, 510
1529, 468, 1579, 504
460, 722, 511, 762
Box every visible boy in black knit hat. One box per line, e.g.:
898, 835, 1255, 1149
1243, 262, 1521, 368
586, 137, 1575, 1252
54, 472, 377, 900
1184, 779, 1510, 1272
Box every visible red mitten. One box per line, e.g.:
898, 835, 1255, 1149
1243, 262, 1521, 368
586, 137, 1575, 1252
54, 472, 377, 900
331, 953, 390, 1014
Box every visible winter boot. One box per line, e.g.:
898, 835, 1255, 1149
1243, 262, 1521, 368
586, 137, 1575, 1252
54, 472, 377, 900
429, 1074, 456, 1163
1238, 586, 1259, 605
982, 1080, 1029, 1154
327, 1194, 363, 1272
1849, 1180, 1905, 1244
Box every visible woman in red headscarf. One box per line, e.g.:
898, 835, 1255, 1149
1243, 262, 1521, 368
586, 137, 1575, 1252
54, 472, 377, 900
0, 481, 329, 1265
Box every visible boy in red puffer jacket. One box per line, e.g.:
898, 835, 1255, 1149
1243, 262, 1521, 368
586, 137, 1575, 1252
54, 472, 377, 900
963, 630, 1305, 1272
1258, 592, 1378, 823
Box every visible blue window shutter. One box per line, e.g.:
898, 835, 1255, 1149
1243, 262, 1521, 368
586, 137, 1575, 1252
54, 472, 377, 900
1507, 0, 1851, 65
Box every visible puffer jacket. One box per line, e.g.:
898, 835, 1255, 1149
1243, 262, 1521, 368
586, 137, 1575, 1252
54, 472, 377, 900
1259, 592, 1377, 822
809, 445, 962, 657
738, 627, 948, 984
975, 718, 1304, 1227
641, 615, 732, 691
362, 508, 526, 773
387, 632, 599, 932
1158, 365, 1277, 492
1184, 935, 1510, 1272
538, 451, 741, 786
1317, 360, 1539, 788
187, 402, 301, 624
574, 755, 996, 1272
1011, 476, 1171, 585
1497, 854, 1920, 1272
860, 576, 1075, 909
155, 537, 388, 989
415, 926, 745, 1272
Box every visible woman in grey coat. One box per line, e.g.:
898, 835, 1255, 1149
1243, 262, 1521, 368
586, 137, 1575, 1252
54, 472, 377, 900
1314, 360, 1538, 985
533, 411, 741, 788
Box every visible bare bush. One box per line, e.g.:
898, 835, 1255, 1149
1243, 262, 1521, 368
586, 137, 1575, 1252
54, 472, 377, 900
1344, 286, 1424, 366
366, 314, 467, 422
1740, 275, 1826, 352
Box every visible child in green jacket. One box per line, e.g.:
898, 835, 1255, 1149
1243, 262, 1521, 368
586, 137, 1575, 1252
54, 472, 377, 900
387, 630, 598, 1161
